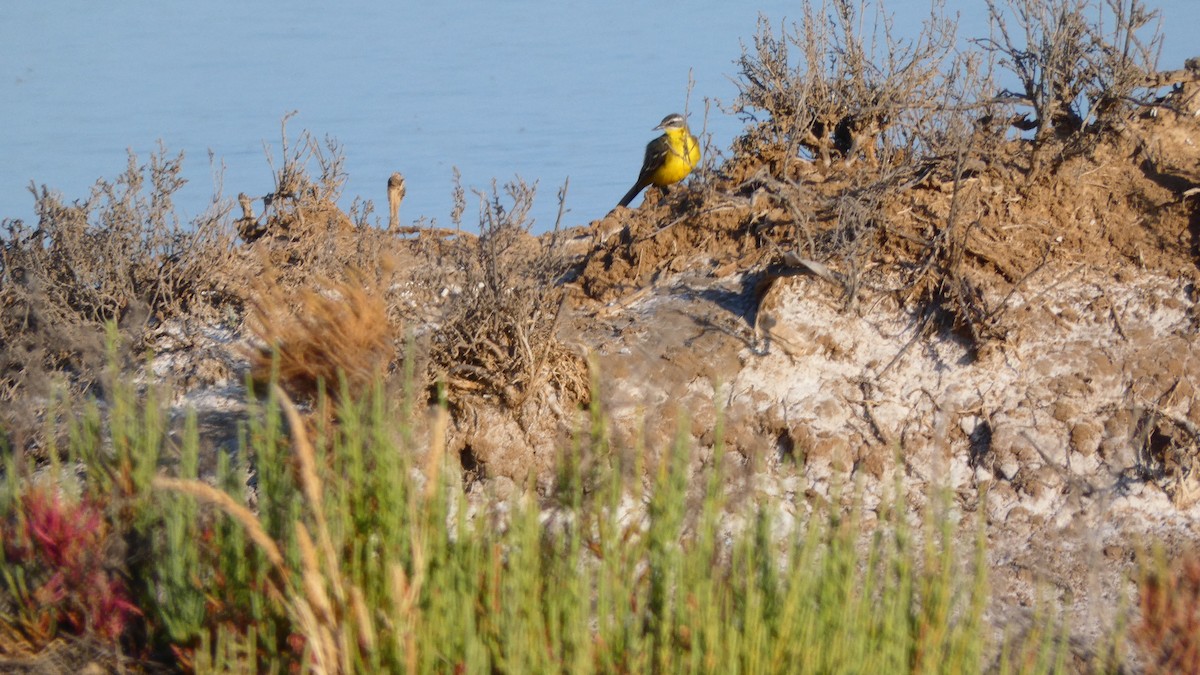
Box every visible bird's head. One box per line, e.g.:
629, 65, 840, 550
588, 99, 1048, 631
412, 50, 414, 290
655, 113, 688, 131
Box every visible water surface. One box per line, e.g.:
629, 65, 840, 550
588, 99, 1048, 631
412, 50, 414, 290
2, 1, 1195, 232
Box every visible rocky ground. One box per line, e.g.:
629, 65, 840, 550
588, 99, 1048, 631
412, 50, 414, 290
154, 132, 1198, 669
574, 253, 1198, 652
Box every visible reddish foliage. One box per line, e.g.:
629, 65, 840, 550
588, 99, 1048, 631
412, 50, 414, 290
2, 487, 141, 644
20, 487, 103, 569
1135, 552, 1200, 674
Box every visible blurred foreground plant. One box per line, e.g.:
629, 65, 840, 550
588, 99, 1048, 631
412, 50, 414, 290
1135, 550, 1200, 674
0, 334, 1089, 673
0, 486, 140, 648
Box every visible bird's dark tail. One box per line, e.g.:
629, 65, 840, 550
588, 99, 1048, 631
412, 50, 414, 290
617, 180, 647, 208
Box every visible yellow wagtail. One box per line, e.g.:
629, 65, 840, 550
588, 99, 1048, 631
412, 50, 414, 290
617, 112, 701, 208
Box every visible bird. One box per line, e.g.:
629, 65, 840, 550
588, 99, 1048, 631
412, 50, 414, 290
387, 172, 406, 232
235, 192, 265, 242
617, 112, 701, 208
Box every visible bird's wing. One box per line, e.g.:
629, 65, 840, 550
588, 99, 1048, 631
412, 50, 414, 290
637, 134, 672, 184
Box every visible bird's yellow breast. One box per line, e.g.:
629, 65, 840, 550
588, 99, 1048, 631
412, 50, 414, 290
649, 128, 701, 187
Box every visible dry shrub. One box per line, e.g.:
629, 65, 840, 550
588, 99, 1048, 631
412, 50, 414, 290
729, 0, 984, 264
1135, 551, 1200, 674
429, 178, 588, 412
238, 113, 355, 246
247, 270, 395, 403
229, 117, 436, 363
725, 2, 1016, 353
733, 0, 958, 173
977, 0, 1163, 171
231, 118, 426, 403
0, 147, 236, 442
231, 115, 403, 299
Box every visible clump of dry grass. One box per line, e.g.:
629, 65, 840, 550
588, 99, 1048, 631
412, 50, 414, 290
724, 1, 1018, 358
1135, 551, 1200, 674
246, 270, 395, 403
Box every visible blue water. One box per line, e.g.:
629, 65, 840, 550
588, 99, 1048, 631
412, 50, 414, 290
2, 1, 1196, 233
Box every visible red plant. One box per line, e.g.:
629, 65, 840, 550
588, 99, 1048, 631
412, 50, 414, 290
2, 487, 141, 645
1135, 552, 1200, 674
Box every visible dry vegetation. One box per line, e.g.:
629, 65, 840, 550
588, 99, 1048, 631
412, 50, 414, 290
976, 0, 1165, 168
3, 1, 1193, 438
1135, 550, 1200, 674
427, 178, 588, 412
0, 112, 588, 453
0, 147, 238, 452
582, 0, 1198, 361
245, 272, 395, 404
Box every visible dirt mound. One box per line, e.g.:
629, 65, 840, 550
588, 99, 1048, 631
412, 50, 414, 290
578, 95, 1199, 340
